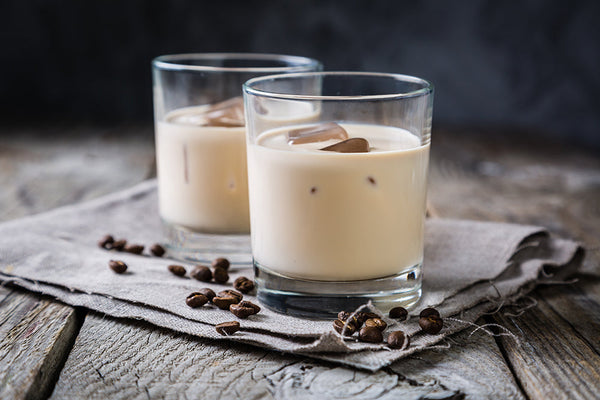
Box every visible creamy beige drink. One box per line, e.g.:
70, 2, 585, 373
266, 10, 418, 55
156, 102, 250, 233
248, 123, 429, 281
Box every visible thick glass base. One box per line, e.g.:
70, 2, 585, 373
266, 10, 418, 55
161, 220, 251, 264
254, 261, 422, 319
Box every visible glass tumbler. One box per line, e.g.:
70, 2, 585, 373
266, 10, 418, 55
152, 53, 321, 262
243, 72, 433, 317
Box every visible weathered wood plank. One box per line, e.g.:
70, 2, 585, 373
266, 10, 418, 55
50, 313, 523, 400
0, 286, 82, 400
492, 295, 600, 400
427, 129, 600, 400
0, 126, 156, 399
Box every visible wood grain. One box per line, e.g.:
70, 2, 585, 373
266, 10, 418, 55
0, 287, 81, 400
427, 128, 600, 400
50, 313, 523, 400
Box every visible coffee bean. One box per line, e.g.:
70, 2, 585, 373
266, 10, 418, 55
419, 315, 444, 334
98, 234, 114, 249
215, 321, 240, 336
230, 303, 256, 319
168, 264, 186, 277
190, 265, 212, 282
217, 289, 243, 302
356, 312, 379, 325
419, 307, 440, 319
338, 311, 351, 321
238, 300, 260, 314
213, 267, 229, 283
124, 244, 144, 255
198, 288, 216, 302
186, 292, 208, 308
111, 239, 127, 251
109, 260, 127, 274
212, 257, 230, 271
333, 319, 357, 336
234, 276, 254, 294
359, 326, 383, 343
387, 330, 410, 349
150, 243, 166, 257
364, 318, 387, 332
389, 307, 408, 320
212, 295, 240, 310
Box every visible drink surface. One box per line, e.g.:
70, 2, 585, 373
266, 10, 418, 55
248, 123, 430, 281
156, 106, 250, 233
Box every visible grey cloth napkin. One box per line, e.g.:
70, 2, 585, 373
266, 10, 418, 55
0, 180, 583, 371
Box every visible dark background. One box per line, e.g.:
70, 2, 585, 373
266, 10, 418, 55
2, 0, 599, 148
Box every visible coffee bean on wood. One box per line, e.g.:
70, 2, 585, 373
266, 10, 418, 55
215, 321, 240, 336
109, 260, 127, 274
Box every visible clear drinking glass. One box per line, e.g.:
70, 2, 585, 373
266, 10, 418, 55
243, 72, 433, 317
152, 53, 321, 261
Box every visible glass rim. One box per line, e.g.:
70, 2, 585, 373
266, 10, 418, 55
152, 53, 322, 73
243, 71, 434, 101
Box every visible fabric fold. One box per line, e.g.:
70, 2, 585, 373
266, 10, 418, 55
0, 180, 583, 371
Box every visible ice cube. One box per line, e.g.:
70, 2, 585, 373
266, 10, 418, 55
203, 96, 245, 127
288, 122, 348, 145
320, 138, 370, 153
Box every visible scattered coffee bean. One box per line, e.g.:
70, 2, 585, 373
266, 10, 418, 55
387, 330, 410, 349
215, 321, 240, 336
230, 303, 256, 319
108, 260, 127, 274
98, 234, 114, 249
419, 315, 444, 334
212, 257, 230, 271
333, 319, 357, 336
238, 300, 260, 314
213, 267, 229, 283
407, 272, 416, 280
234, 276, 254, 293
111, 239, 127, 251
217, 289, 243, 302
198, 288, 216, 302
190, 265, 212, 282
389, 307, 408, 320
212, 295, 240, 310
150, 243, 166, 257
419, 307, 440, 319
356, 311, 379, 325
124, 244, 144, 255
359, 326, 383, 343
186, 292, 208, 308
168, 264, 186, 277
364, 318, 387, 332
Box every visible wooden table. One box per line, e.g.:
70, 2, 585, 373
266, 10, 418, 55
1, 125, 599, 399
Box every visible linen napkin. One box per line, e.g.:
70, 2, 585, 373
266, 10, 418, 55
0, 180, 583, 371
